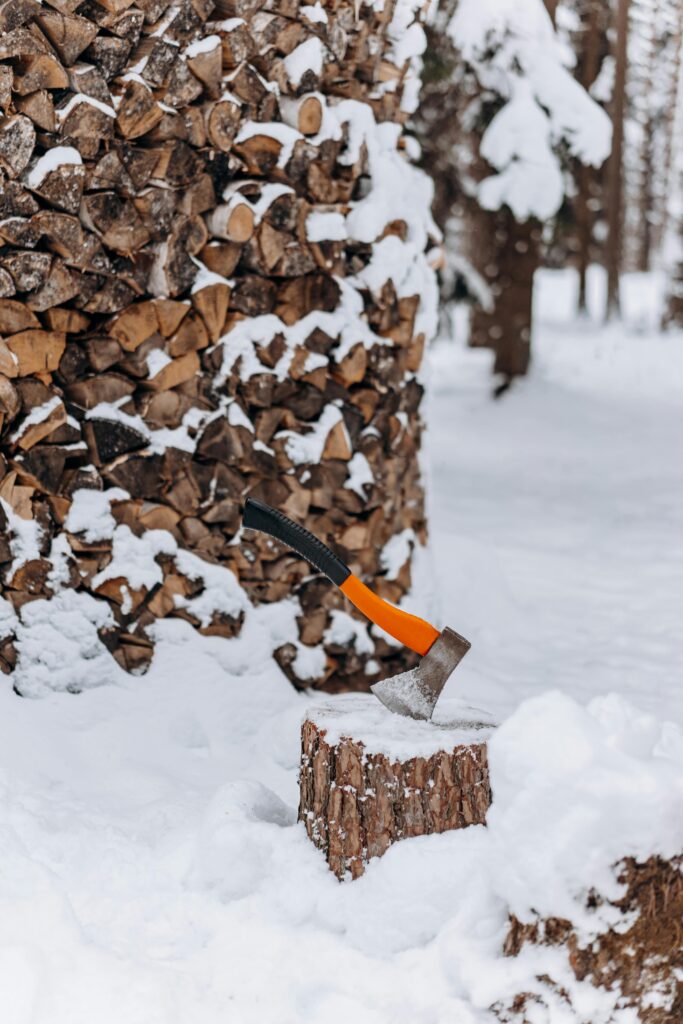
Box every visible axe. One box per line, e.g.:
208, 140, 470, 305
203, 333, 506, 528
242, 498, 471, 720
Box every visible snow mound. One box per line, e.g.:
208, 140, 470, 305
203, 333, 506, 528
487, 691, 683, 936
13, 590, 122, 698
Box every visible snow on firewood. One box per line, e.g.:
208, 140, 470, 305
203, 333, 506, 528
0, 0, 439, 688
344, 452, 374, 498
26, 147, 82, 189
323, 610, 375, 656
65, 488, 130, 544
283, 37, 326, 87
305, 211, 347, 242
184, 35, 221, 58
380, 528, 416, 581
276, 403, 346, 465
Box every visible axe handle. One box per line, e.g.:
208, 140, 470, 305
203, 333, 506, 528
242, 498, 440, 656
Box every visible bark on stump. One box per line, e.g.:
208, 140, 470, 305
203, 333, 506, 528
299, 694, 495, 880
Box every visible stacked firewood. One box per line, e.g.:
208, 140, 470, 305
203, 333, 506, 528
0, 0, 437, 690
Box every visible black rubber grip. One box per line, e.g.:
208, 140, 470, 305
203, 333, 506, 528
242, 498, 351, 587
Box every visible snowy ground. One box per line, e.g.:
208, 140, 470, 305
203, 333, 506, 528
428, 267, 683, 724
1, 269, 681, 1024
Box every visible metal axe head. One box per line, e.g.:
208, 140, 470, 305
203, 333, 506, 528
370, 628, 471, 721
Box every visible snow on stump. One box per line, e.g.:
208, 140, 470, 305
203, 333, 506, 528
299, 694, 495, 880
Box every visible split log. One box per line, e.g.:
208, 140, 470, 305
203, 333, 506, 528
299, 695, 494, 879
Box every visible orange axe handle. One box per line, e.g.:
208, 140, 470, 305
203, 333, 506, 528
339, 574, 440, 656
242, 498, 441, 657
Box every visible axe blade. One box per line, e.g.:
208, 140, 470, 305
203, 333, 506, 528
370, 628, 471, 721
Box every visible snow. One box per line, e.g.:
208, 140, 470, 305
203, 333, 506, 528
190, 260, 228, 293
92, 525, 176, 592
216, 278, 391, 386
226, 399, 254, 432
13, 589, 117, 698
428, 267, 683, 726
1, 498, 43, 574
0, 188, 680, 1024
221, 183, 294, 224
449, 0, 611, 221
305, 210, 347, 241
65, 488, 129, 543
488, 690, 683, 935
309, 692, 497, 759
478, 81, 564, 220
380, 527, 415, 580
184, 34, 220, 58
146, 349, 172, 379
26, 147, 82, 189
216, 16, 245, 31
276, 402, 344, 464
301, 2, 328, 24
56, 93, 116, 121
324, 608, 374, 656
173, 550, 247, 626
344, 451, 374, 497
283, 37, 325, 87
8, 396, 61, 443
234, 120, 303, 167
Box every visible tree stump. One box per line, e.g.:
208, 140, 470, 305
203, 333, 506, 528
299, 694, 495, 880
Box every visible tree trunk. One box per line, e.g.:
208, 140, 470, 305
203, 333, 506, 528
661, 3, 683, 327
418, 5, 539, 383
0, 0, 437, 692
299, 695, 494, 879
575, 0, 607, 313
469, 211, 540, 382
605, 0, 630, 319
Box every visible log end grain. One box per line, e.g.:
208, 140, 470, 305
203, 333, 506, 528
299, 693, 496, 880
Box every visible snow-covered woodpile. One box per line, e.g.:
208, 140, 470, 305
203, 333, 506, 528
0, 0, 438, 685
502, 855, 683, 1023
299, 695, 494, 879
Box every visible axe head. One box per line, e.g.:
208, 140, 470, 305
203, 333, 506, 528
370, 627, 471, 721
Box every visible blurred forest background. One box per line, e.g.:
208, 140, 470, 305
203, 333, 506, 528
417, 0, 683, 391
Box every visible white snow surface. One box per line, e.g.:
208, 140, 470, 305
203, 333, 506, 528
283, 36, 325, 86
0, 269, 681, 1021
184, 34, 220, 58
26, 147, 82, 188
8, 396, 62, 443
65, 488, 130, 543
311, 692, 497, 758
305, 210, 347, 241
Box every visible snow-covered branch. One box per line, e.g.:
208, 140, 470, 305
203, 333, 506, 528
449, 0, 612, 220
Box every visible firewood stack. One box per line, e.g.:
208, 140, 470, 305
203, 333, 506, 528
0, 0, 438, 689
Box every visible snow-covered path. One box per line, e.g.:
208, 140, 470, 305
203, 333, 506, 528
429, 269, 683, 723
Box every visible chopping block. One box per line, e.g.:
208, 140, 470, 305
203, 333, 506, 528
299, 694, 495, 880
